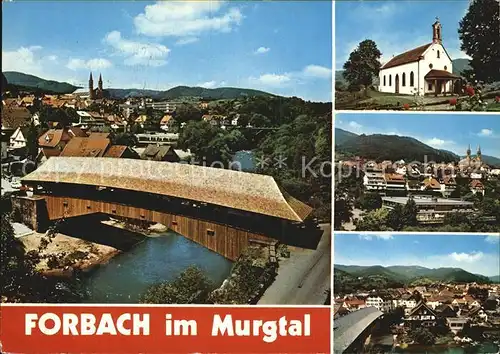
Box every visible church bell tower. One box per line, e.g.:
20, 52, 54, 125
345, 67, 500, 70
432, 17, 442, 44
98, 73, 103, 99
89, 72, 95, 100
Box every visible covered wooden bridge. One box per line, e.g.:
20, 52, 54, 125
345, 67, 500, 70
17, 157, 319, 261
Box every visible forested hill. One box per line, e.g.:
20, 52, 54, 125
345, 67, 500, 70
334, 264, 491, 294
335, 129, 460, 162
3, 71, 79, 94
3, 71, 277, 100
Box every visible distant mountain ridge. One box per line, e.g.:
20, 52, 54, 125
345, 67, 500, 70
490, 275, 500, 283
335, 128, 460, 162
335, 128, 500, 164
4, 71, 79, 94
3, 71, 276, 100
335, 264, 491, 284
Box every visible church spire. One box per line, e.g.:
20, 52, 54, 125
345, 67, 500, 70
89, 72, 95, 100
432, 17, 442, 44
477, 145, 482, 160
466, 144, 471, 158
97, 73, 103, 98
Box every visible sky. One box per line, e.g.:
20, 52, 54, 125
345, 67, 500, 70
334, 233, 500, 277
336, 113, 500, 159
335, 0, 471, 70
2, 1, 332, 102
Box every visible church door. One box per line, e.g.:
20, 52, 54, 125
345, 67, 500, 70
395, 74, 400, 94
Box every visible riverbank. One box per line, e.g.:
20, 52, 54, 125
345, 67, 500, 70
19, 216, 149, 275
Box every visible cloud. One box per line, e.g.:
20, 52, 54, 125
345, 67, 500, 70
249, 73, 291, 87
255, 47, 270, 54
66, 58, 112, 71
448, 252, 483, 263
424, 138, 455, 148
302, 65, 332, 79
104, 31, 170, 66
485, 235, 500, 244
348, 121, 363, 131
134, 1, 243, 40
2, 46, 46, 76
248, 64, 332, 88
358, 234, 393, 241
197, 80, 217, 89
477, 128, 493, 137
175, 37, 199, 46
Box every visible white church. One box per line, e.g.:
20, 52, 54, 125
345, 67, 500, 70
378, 19, 461, 96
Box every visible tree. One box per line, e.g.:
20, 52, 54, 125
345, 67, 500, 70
411, 327, 436, 345
343, 39, 382, 90
401, 198, 418, 226
334, 198, 353, 230
458, 0, 500, 83
141, 266, 213, 304
356, 192, 382, 211
25, 122, 39, 161
355, 208, 391, 231
113, 132, 138, 147
387, 204, 404, 231
174, 103, 202, 125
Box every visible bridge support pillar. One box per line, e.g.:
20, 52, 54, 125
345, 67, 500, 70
11, 195, 49, 232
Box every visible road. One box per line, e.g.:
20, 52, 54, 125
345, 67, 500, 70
258, 224, 331, 305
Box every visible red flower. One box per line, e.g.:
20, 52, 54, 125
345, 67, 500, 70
403, 103, 410, 110
466, 86, 475, 96
495, 96, 500, 103
449, 98, 457, 106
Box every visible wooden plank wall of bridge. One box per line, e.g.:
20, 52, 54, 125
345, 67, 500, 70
43, 195, 273, 261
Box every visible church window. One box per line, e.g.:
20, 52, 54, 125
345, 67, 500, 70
402, 73, 406, 87
444, 65, 448, 71
437, 50, 440, 58
429, 63, 433, 69
410, 72, 414, 87
389, 75, 392, 86
383, 75, 386, 86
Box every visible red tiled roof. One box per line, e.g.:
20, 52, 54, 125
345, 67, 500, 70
385, 173, 405, 182
423, 177, 441, 189
103, 145, 128, 158
382, 43, 432, 69
425, 69, 461, 80
1, 106, 32, 130
60, 137, 110, 157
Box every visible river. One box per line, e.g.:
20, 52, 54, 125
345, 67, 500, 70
79, 231, 234, 303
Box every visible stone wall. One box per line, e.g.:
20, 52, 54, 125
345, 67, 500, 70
11, 195, 48, 231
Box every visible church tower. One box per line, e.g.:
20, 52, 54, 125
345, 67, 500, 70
432, 17, 442, 44
477, 145, 482, 161
89, 72, 95, 100
466, 144, 471, 160
98, 73, 103, 99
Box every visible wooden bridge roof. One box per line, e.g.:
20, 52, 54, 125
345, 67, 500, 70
22, 157, 313, 223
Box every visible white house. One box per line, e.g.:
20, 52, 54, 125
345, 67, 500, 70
363, 171, 387, 191
9, 127, 28, 150
366, 295, 393, 313
378, 19, 460, 96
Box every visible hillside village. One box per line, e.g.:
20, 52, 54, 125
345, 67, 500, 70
334, 280, 500, 349
1, 72, 330, 208
334, 129, 500, 232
